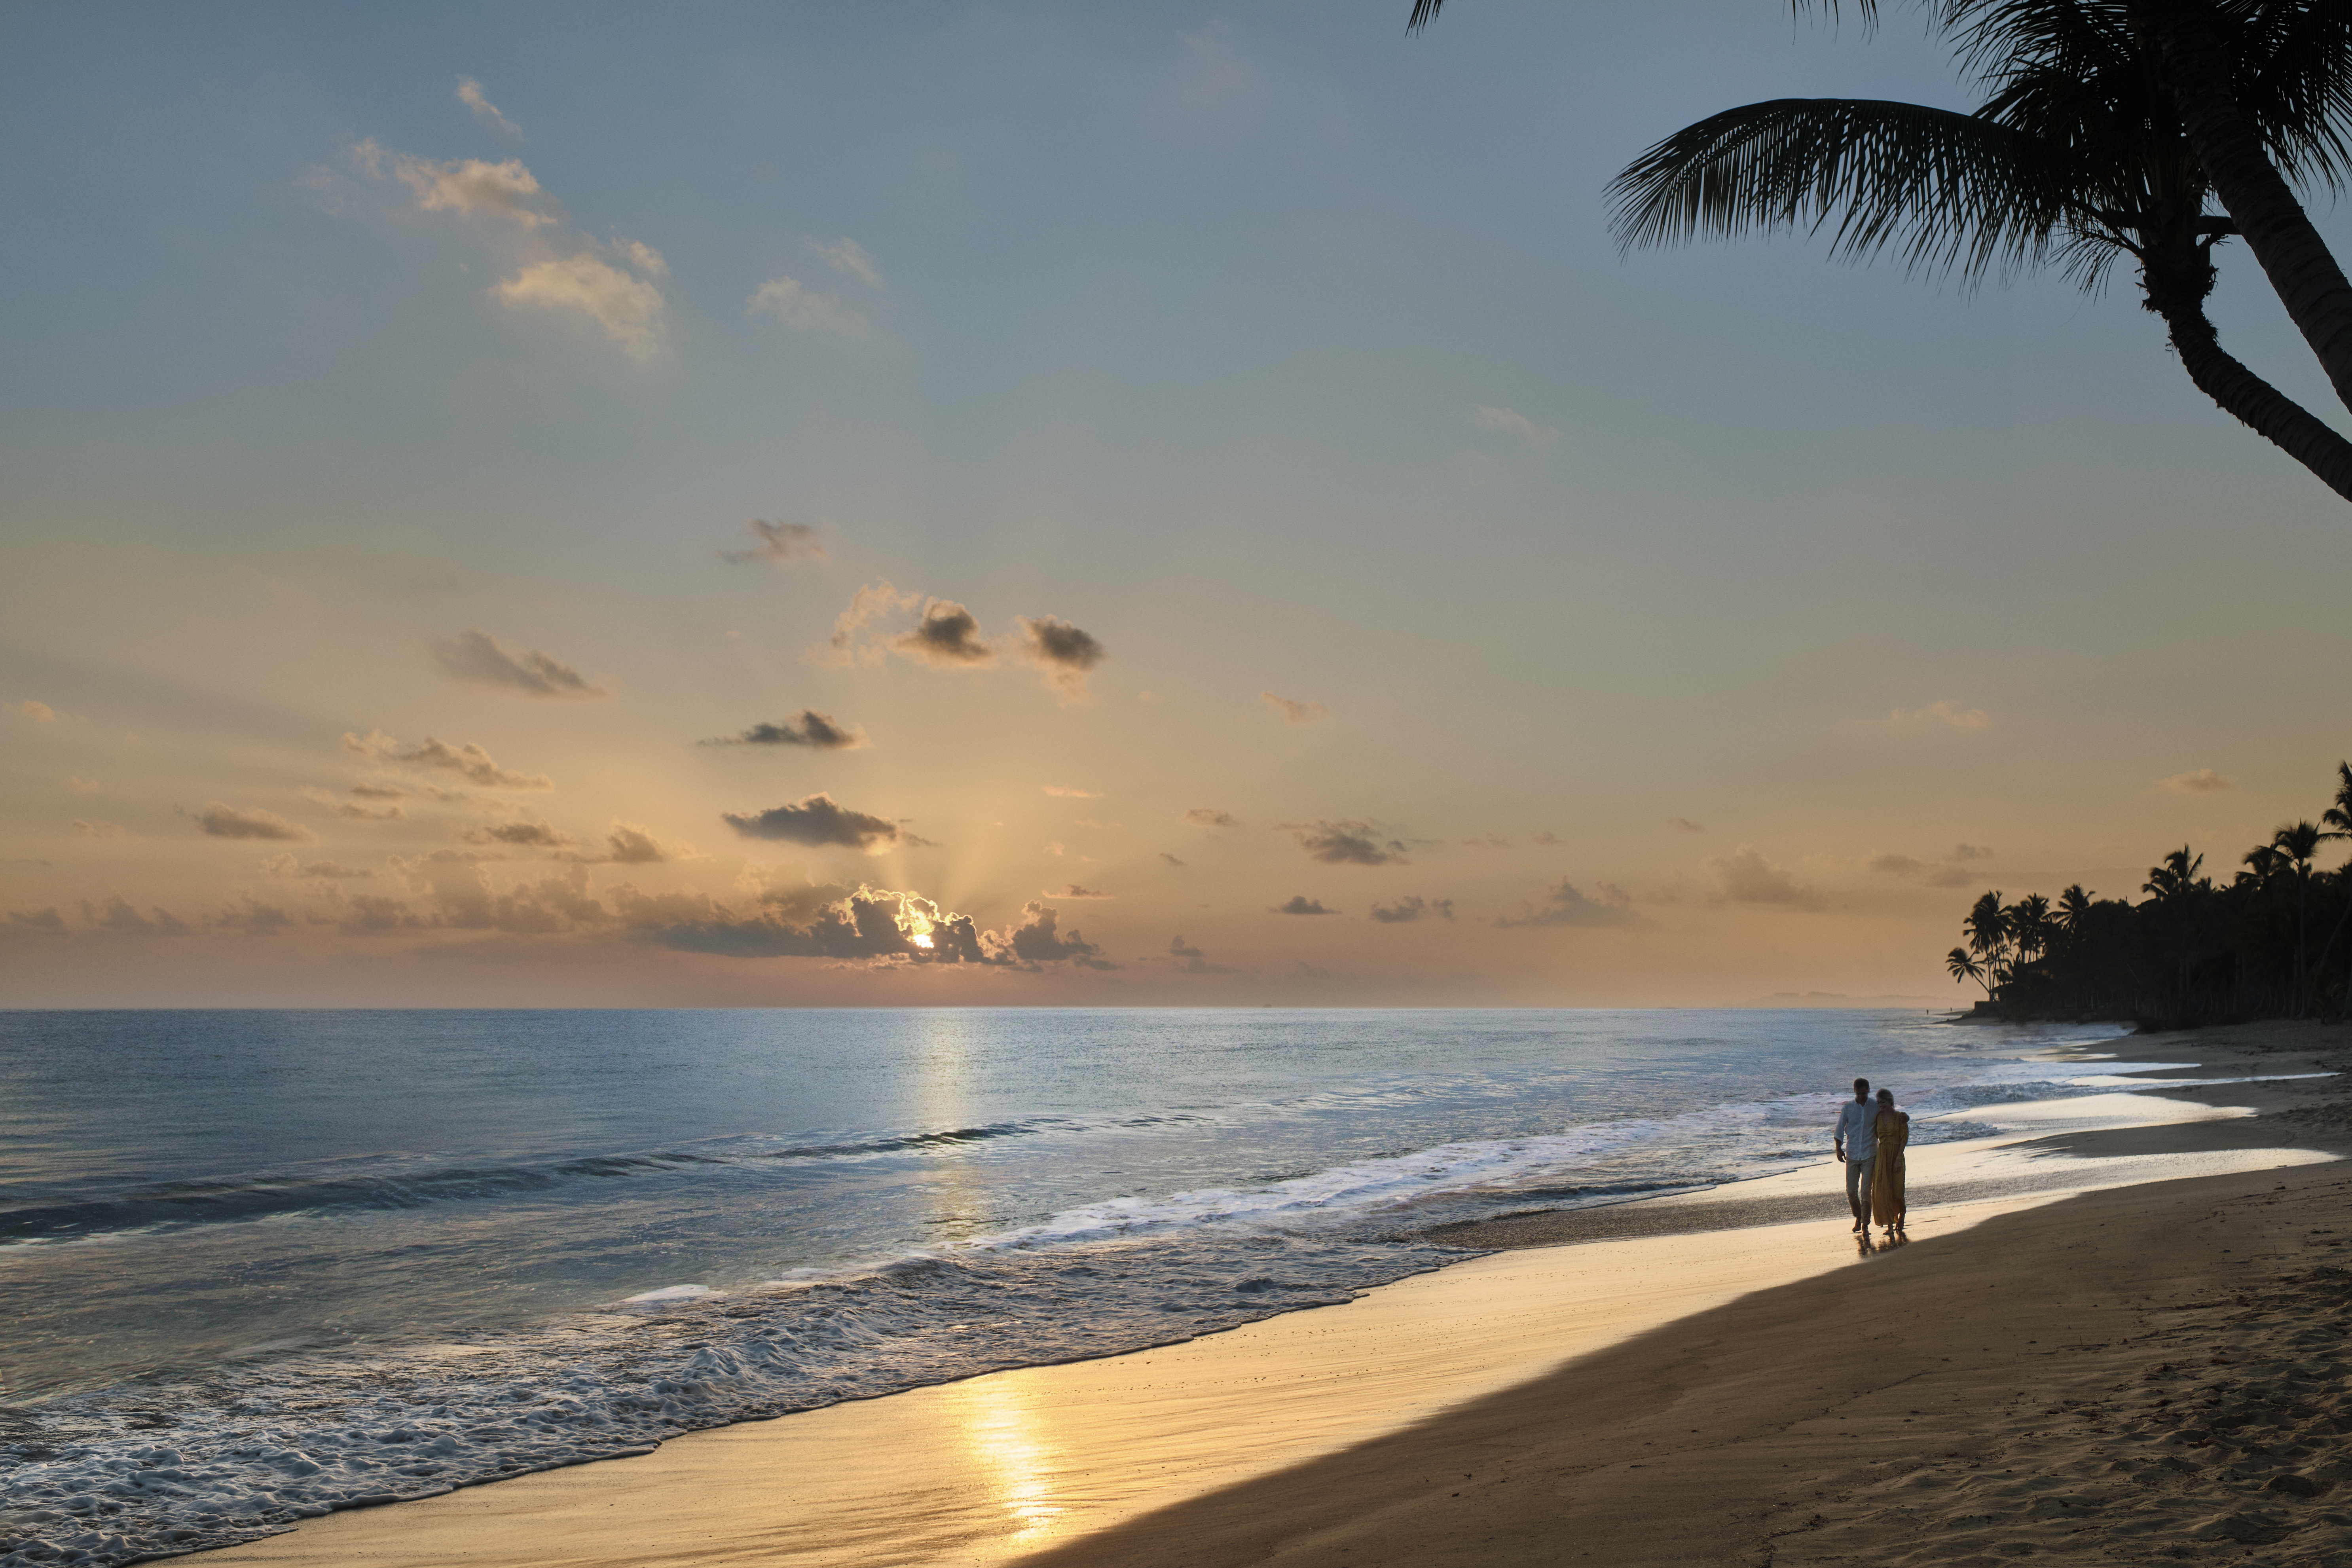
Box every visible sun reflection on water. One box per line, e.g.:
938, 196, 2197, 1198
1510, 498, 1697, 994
944, 1375, 1068, 1542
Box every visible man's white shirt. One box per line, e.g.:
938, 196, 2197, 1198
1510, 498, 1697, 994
1835, 1098, 1877, 1162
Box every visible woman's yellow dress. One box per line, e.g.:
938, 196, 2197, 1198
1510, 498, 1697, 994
1870, 1110, 1908, 1227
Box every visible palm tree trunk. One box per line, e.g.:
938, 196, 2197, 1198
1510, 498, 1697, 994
2151, 294, 2352, 501
2140, 0, 2352, 415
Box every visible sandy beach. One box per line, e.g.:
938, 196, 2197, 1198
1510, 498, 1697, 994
192, 1020, 2352, 1567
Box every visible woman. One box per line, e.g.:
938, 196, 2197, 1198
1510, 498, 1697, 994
1869, 1087, 1909, 1235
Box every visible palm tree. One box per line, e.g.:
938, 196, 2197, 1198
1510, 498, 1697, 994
2274, 818, 2325, 1013
2007, 892, 2053, 967
1963, 889, 2013, 994
2142, 846, 2206, 903
1407, 1, 2352, 501
2318, 760, 2352, 1016
1948, 944, 1991, 997
2054, 882, 2094, 932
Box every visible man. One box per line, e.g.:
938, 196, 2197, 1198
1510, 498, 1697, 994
1833, 1077, 1877, 1234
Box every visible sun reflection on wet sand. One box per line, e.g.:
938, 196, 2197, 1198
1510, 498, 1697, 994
945, 1373, 1068, 1543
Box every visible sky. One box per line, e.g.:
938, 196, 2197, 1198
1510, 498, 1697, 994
3, 0, 2349, 1008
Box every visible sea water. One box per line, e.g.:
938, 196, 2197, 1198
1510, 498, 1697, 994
0, 1007, 2130, 1564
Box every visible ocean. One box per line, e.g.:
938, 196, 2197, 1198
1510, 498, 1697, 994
0, 1007, 2133, 1565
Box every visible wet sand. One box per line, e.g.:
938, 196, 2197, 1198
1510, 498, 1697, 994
194, 1019, 2352, 1567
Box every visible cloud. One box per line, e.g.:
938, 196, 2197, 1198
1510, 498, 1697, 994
262, 855, 374, 880
197, 803, 315, 842
494, 250, 669, 362
1496, 879, 1635, 928
569, 823, 693, 865
8, 700, 59, 721
1261, 691, 1329, 724
1458, 832, 1515, 849
1182, 808, 1237, 829
208, 895, 298, 935
1531, 829, 1562, 846
80, 895, 190, 936
426, 630, 609, 700
749, 275, 869, 336
1876, 700, 1992, 730
345, 733, 557, 790
4, 907, 68, 937
1864, 852, 1973, 889
72, 819, 130, 840
1665, 817, 1706, 834
463, 820, 577, 850
388, 854, 609, 935
1273, 896, 1336, 916
719, 518, 827, 566
1049, 884, 1112, 899
702, 711, 869, 751
1159, 852, 1185, 867
456, 77, 522, 140
2161, 769, 2233, 795
385, 149, 546, 226
1044, 785, 1102, 798
818, 580, 922, 666
811, 237, 884, 290
1708, 846, 1821, 908
359, 138, 669, 362
1166, 935, 1232, 974
1281, 820, 1408, 866
66, 777, 101, 793
994, 901, 1113, 967
722, 793, 908, 854
1014, 615, 1107, 698
1370, 895, 1455, 924
1952, 842, 1995, 861
892, 599, 995, 667
349, 782, 408, 800
1469, 405, 1561, 447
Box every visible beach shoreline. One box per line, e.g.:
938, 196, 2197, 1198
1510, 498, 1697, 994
184, 1018, 2352, 1566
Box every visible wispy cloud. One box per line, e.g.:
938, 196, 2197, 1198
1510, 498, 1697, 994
346, 730, 559, 786
2161, 768, 2233, 794
719, 518, 827, 566
1182, 807, 1237, 829
1048, 884, 1112, 899
1261, 691, 1329, 724
1665, 817, 1706, 834
355, 133, 668, 361
1370, 895, 1454, 924
1708, 846, 1821, 908
701, 711, 869, 751
72, 819, 130, 840
262, 855, 374, 880
811, 237, 884, 290
1864, 852, 1973, 889
66, 777, 101, 793
1874, 699, 1991, 730
302, 787, 406, 822
1469, 405, 1561, 447
722, 793, 911, 854
81, 894, 190, 936
1159, 852, 1186, 867
1952, 842, 1995, 861
1044, 785, 1102, 798
1166, 935, 1232, 974
1280, 819, 1408, 866
1272, 895, 1336, 915
1496, 879, 1634, 928
427, 629, 609, 700
749, 276, 869, 336
197, 803, 314, 843
566, 823, 694, 865
456, 77, 522, 141
463, 820, 577, 850
7, 700, 59, 722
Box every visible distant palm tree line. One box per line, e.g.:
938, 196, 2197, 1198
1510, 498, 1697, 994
1945, 763, 2352, 1020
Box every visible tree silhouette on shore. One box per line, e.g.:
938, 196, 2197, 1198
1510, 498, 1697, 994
1940, 765, 2352, 1020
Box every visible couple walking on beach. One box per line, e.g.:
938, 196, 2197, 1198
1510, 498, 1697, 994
1833, 1078, 1908, 1238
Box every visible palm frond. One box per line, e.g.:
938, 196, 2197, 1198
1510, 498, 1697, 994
1608, 97, 2080, 282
